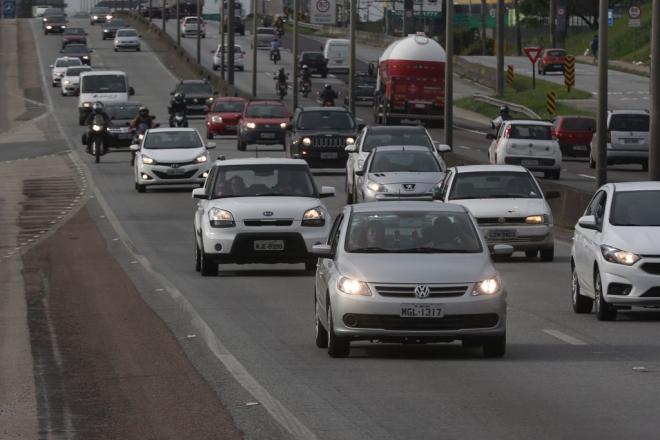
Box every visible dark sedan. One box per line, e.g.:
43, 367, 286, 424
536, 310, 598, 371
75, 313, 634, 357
298, 51, 327, 77
44, 15, 67, 34
62, 27, 87, 48
171, 80, 217, 116
102, 19, 128, 39
105, 102, 142, 148
60, 44, 93, 65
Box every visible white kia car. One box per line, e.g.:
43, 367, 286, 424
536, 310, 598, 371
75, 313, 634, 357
114, 28, 141, 51
436, 165, 558, 261
192, 158, 336, 276
488, 120, 562, 180
571, 181, 660, 320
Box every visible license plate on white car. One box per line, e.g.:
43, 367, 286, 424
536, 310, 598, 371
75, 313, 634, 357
254, 240, 284, 251
488, 229, 517, 240
167, 168, 185, 175
320, 152, 338, 159
520, 159, 539, 166
623, 138, 639, 144
260, 132, 276, 139
400, 304, 443, 318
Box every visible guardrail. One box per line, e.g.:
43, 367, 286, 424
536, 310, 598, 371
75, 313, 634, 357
473, 93, 541, 119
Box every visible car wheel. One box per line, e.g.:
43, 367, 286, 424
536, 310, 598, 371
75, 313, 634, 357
543, 171, 552, 179
237, 139, 246, 151
571, 264, 593, 313
594, 271, 617, 321
135, 182, 146, 193
137, 46, 141, 52
540, 246, 554, 262
207, 131, 213, 140
114, 47, 118, 52
327, 303, 350, 358
589, 154, 596, 169
200, 242, 219, 277
525, 249, 538, 259
194, 240, 202, 272
553, 170, 561, 180
52, 82, 57, 87
482, 333, 506, 358
314, 294, 328, 348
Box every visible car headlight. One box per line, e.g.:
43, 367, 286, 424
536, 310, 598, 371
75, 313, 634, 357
82, 101, 92, 108
103, 29, 109, 32
525, 215, 547, 224
246, 122, 256, 129
346, 137, 355, 145
63, 80, 70, 85
93, 15, 98, 19
211, 116, 223, 123
61, 25, 66, 29
280, 122, 287, 129
302, 137, 311, 146
600, 245, 641, 266
141, 155, 154, 165
302, 207, 325, 226
208, 97, 214, 102
82, 55, 89, 59
208, 208, 235, 227
106, 14, 112, 19
367, 180, 387, 193
43, 17, 48, 21
195, 154, 207, 163
92, 124, 103, 131
337, 276, 371, 296
472, 277, 502, 296
46, 25, 52, 29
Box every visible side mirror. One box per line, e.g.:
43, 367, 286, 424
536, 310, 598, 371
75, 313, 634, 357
192, 188, 208, 199
486, 133, 496, 140
357, 123, 366, 130
129, 144, 140, 151
578, 215, 598, 230
345, 144, 357, 153
493, 244, 514, 256
435, 143, 452, 153
355, 170, 365, 177
129, 86, 135, 96
545, 191, 560, 200
311, 244, 334, 259
432, 186, 443, 200
319, 186, 336, 198
49, 65, 54, 68
206, 142, 216, 149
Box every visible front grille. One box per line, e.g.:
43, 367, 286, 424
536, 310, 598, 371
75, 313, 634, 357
374, 284, 468, 298
641, 263, 660, 276
343, 314, 499, 331
152, 170, 198, 179
311, 135, 346, 148
477, 217, 527, 225
641, 287, 660, 298
244, 219, 293, 227
505, 157, 556, 166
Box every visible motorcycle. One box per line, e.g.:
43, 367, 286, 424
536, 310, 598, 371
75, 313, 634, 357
274, 74, 288, 100
275, 26, 284, 38
170, 112, 188, 127
318, 91, 338, 107
87, 114, 108, 163
271, 48, 281, 64
300, 79, 311, 98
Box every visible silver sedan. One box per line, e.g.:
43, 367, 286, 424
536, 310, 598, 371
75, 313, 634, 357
312, 202, 511, 358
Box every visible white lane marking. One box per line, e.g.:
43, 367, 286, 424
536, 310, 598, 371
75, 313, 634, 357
543, 329, 588, 346
458, 145, 472, 150
457, 127, 488, 136
579, 174, 596, 180
34, 25, 321, 440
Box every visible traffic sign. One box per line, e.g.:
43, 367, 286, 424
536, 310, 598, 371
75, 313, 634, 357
564, 55, 576, 92
629, 6, 641, 19
489, 8, 496, 18
557, 7, 565, 16
524, 47, 543, 89
608, 9, 614, 27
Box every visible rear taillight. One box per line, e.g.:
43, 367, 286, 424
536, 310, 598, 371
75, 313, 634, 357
503, 126, 512, 139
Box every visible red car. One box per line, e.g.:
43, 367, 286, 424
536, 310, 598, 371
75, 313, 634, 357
537, 48, 566, 75
61, 27, 87, 48
237, 100, 289, 151
552, 115, 596, 157
205, 97, 246, 139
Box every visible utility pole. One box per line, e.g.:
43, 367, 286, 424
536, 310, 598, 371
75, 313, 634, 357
293, 0, 300, 108
162, 0, 166, 34
495, 0, 504, 96
480, 0, 486, 55
176, 0, 180, 46
514, 0, 521, 56
227, 0, 235, 85
549, 0, 556, 47
649, 0, 660, 179
196, 0, 201, 64
220, 0, 225, 79
444, 0, 453, 147
596, 0, 608, 187
251, 0, 257, 97
149, 0, 153, 22
349, 0, 356, 114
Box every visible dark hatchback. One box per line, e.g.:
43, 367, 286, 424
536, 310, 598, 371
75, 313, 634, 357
552, 115, 595, 157
102, 19, 128, 39
105, 102, 142, 147
171, 80, 217, 116
288, 107, 360, 167
298, 52, 327, 77
60, 44, 93, 65
44, 15, 67, 34
62, 27, 87, 47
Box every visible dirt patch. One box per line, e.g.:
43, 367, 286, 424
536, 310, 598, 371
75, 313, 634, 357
22, 206, 243, 440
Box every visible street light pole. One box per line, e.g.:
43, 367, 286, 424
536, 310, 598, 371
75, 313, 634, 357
162, 0, 166, 34
196, 0, 201, 64
596, 0, 608, 187
349, 0, 356, 114
251, 0, 257, 97
176, 0, 180, 46
220, 0, 225, 79
293, 0, 299, 109
495, 0, 504, 96
444, 0, 453, 147
649, 0, 660, 179
227, 0, 235, 85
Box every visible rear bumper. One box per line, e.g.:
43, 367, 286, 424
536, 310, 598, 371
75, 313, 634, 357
605, 148, 648, 163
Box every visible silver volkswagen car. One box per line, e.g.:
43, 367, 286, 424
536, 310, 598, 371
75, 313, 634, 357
312, 202, 510, 358
354, 145, 445, 203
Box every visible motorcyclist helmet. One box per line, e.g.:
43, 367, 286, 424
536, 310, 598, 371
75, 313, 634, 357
302, 64, 308, 70
499, 105, 510, 114
138, 106, 149, 117
92, 101, 104, 113
174, 92, 184, 103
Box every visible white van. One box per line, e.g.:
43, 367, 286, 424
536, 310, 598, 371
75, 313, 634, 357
78, 71, 134, 125
323, 39, 349, 73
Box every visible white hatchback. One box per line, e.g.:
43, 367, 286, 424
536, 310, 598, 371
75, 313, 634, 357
50, 56, 83, 87
571, 181, 660, 320
488, 120, 562, 180
60, 65, 92, 96
212, 44, 245, 71
114, 28, 141, 51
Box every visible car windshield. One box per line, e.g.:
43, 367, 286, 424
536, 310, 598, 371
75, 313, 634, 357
547, 50, 565, 57
62, 45, 88, 53
144, 131, 202, 149
345, 211, 482, 253
369, 150, 440, 173
363, 130, 432, 152
246, 104, 287, 118
610, 114, 650, 132
211, 164, 316, 198
610, 190, 660, 226
508, 124, 553, 140
55, 58, 82, 67
560, 117, 595, 131
65, 66, 91, 76
81, 75, 127, 93
44, 8, 64, 16
108, 20, 127, 27
105, 104, 141, 120
117, 29, 138, 37
297, 111, 355, 130
180, 83, 212, 95
449, 171, 542, 200
212, 100, 244, 112
64, 28, 85, 35
92, 7, 110, 12
49, 15, 65, 22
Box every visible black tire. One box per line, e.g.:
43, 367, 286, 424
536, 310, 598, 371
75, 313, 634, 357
114, 48, 118, 52
200, 242, 219, 276
137, 47, 141, 52
207, 131, 213, 140
482, 333, 506, 358
315, 295, 329, 348
594, 271, 617, 321
237, 139, 246, 151
135, 182, 146, 193
553, 170, 561, 180
642, 161, 649, 172
327, 304, 350, 358
540, 246, 554, 262
571, 264, 593, 313
321, 71, 327, 78
93, 138, 102, 163
543, 170, 552, 179
212, 64, 218, 71
239, 66, 244, 71
589, 154, 596, 169
525, 249, 538, 259
194, 241, 201, 272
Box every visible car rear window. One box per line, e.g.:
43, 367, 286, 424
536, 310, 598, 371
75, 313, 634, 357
246, 104, 287, 118
509, 125, 553, 140
212, 100, 245, 112
610, 190, 660, 226
560, 118, 595, 131
449, 171, 542, 200
547, 50, 565, 57
609, 114, 649, 132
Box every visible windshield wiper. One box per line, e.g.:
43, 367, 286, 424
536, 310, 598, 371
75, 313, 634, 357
350, 247, 389, 253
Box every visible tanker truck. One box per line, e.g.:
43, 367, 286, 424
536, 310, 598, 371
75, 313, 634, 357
373, 33, 446, 127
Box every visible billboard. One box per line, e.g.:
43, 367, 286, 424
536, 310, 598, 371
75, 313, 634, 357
309, 0, 335, 25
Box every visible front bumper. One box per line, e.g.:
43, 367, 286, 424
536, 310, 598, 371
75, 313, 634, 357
330, 286, 506, 340
106, 128, 135, 147
61, 82, 79, 94
601, 258, 660, 307
186, 102, 210, 115
297, 145, 349, 164
240, 128, 286, 145
559, 142, 590, 157
480, 224, 554, 251
207, 121, 238, 134
137, 161, 211, 186
45, 26, 66, 33
115, 41, 140, 49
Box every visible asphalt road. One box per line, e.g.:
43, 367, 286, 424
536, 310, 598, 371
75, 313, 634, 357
28, 18, 660, 440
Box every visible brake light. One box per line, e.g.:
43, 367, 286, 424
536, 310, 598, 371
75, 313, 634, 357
503, 126, 512, 138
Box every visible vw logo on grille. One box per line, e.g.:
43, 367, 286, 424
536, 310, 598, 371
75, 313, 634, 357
402, 183, 416, 191
170, 163, 180, 168
414, 285, 430, 298
263, 211, 274, 217
193, 98, 199, 103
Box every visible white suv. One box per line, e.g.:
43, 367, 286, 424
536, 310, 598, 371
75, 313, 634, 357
488, 120, 562, 180
589, 110, 650, 171
192, 158, 336, 276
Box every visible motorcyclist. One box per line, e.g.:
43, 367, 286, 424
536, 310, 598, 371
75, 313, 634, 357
301, 64, 311, 82
84, 101, 111, 153
275, 68, 288, 85
491, 105, 512, 130
270, 37, 281, 61
274, 16, 284, 36
129, 107, 157, 165
168, 92, 187, 127
319, 84, 338, 106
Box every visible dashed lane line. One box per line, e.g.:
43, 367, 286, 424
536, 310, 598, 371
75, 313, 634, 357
543, 329, 588, 346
